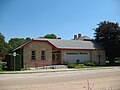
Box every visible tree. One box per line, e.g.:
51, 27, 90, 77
25, 37, 31, 42
0, 32, 9, 61
9, 37, 31, 50
94, 21, 120, 64
43, 34, 57, 39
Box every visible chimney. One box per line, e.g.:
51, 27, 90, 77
57, 37, 61, 39
78, 34, 81, 38
74, 35, 77, 40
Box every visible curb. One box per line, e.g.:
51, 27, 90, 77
0, 69, 78, 74
0, 67, 119, 74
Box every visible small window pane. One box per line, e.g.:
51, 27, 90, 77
31, 51, 36, 60
41, 51, 45, 60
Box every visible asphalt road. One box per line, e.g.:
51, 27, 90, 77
0, 67, 120, 90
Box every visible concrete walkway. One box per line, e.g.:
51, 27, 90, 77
0, 68, 77, 74
0, 66, 120, 74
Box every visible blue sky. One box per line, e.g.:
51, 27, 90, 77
0, 0, 120, 42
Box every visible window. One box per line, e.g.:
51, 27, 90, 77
41, 50, 45, 60
31, 51, 36, 60
52, 54, 55, 61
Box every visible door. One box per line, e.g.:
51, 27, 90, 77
52, 53, 61, 64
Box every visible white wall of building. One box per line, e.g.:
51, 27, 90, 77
63, 50, 90, 63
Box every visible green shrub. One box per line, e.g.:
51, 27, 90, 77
6, 54, 21, 71
67, 62, 76, 68
75, 64, 88, 68
84, 61, 97, 66
115, 59, 120, 63
117, 60, 120, 63
0, 61, 2, 71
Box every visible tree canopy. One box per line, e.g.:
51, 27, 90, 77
9, 37, 31, 50
0, 33, 8, 54
0, 32, 31, 61
94, 21, 120, 64
0, 33, 9, 60
43, 34, 57, 39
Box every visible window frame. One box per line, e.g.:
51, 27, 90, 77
31, 50, 36, 60
41, 50, 46, 60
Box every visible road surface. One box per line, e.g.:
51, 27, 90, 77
0, 67, 120, 90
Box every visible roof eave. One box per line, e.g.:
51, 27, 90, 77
58, 48, 103, 50
13, 39, 104, 51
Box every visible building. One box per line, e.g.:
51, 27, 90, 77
14, 35, 105, 68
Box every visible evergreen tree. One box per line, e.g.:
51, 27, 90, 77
0, 32, 9, 60
94, 21, 120, 64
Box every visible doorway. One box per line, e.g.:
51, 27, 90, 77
52, 50, 61, 64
